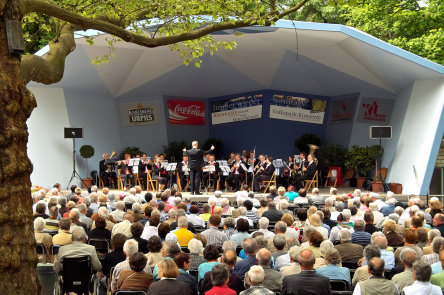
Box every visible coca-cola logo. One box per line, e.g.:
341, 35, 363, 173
174, 104, 202, 116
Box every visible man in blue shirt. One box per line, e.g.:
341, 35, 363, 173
380, 198, 397, 217
233, 238, 258, 280
351, 220, 371, 247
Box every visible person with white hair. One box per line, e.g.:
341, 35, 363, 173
329, 210, 354, 242
315, 248, 351, 285
280, 246, 302, 277
91, 207, 115, 231
188, 238, 206, 270
221, 198, 233, 215
112, 212, 134, 238
380, 197, 397, 217
34, 217, 53, 262
107, 192, 117, 211
308, 188, 325, 205
237, 207, 253, 227
173, 216, 194, 247
124, 188, 140, 204
208, 191, 223, 206
334, 229, 363, 264
110, 201, 126, 222
422, 229, 441, 255
252, 217, 275, 239
111, 239, 152, 292
53, 226, 102, 274
241, 265, 275, 295
369, 193, 385, 210
331, 201, 344, 221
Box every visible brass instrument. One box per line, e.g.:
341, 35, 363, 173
253, 166, 264, 177
308, 144, 319, 165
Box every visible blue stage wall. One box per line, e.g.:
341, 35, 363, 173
208, 89, 331, 159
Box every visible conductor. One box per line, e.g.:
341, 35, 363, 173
183, 141, 215, 195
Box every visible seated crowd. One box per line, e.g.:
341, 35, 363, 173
33, 183, 444, 295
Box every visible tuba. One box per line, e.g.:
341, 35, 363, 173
308, 144, 319, 166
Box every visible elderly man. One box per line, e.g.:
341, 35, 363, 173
403, 261, 442, 295
380, 197, 397, 217
330, 201, 344, 221
352, 220, 371, 247
353, 257, 398, 295
370, 193, 385, 210
124, 188, 140, 204
308, 188, 325, 205
69, 208, 88, 233
391, 248, 417, 291
53, 218, 73, 246
77, 204, 92, 231
422, 237, 444, 265
201, 215, 228, 248
431, 247, 444, 292
152, 240, 182, 281
334, 229, 363, 264
280, 246, 302, 277
369, 203, 384, 225
111, 212, 134, 238
111, 239, 153, 292
200, 250, 245, 294
267, 221, 289, 253
173, 216, 194, 247
53, 227, 101, 273
170, 209, 195, 233
367, 236, 395, 271
241, 266, 274, 295
45, 206, 60, 232
261, 202, 283, 222
244, 248, 282, 293
252, 217, 275, 239
233, 238, 258, 280
281, 249, 331, 295
329, 209, 354, 242
433, 213, 444, 237
110, 201, 126, 222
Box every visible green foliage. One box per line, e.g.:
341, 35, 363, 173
163, 140, 188, 162
203, 138, 224, 158
294, 133, 321, 154
119, 146, 142, 159
317, 144, 347, 176
22, 14, 57, 54
344, 144, 383, 177
79, 144, 94, 158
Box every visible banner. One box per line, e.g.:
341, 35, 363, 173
119, 101, 159, 126
330, 96, 357, 123
211, 94, 263, 125
168, 100, 206, 125
356, 97, 394, 123
270, 94, 327, 124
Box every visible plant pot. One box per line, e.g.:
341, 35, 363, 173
372, 181, 383, 193
81, 178, 93, 188
356, 177, 368, 189
389, 183, 402, 194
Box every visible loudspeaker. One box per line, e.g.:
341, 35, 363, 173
6, 20, 25, 55
370, 126, 392, 139
64, 128, 83, 139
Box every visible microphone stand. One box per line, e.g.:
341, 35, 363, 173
251, 146, 256, 191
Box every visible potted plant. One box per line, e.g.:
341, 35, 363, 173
79, 144, 94, 188
344, 145, 374, 189
369, 144, 384, 192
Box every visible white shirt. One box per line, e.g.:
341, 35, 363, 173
235, 190, 249, 204
373, 199, 386, 210
252, 229, 275, 239
110, 209, 125, 222
188, 214, 206, 228
274, 254, 291, 270
111, 220, 132, 238
403, 281, 442, 295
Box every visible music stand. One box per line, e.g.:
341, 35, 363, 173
203, 165, 216, 194
65, 128, 87, 189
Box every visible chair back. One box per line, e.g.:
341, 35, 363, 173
125, 203, 133, 211
236, 246, 243, 256
88, 239, 110, 255
36, 243, 47, 255
50, 244, 61, 256
60, 255, 92, 294
181, 247, 190, 253
341, 262, 358, 270
114, 291, 147, 295
330, 279, 349, 291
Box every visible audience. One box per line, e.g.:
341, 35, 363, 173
352, 244, 381, 286
34, 217, 53, 263
431, 245, 444, 291
391, 248, 417, 291
131, 222, 148, 253
353, 257, 398, 295
147, 259, 191, 295
335, 229, 363, 264
145, 236, 163, 268
174, 252, 198, 295
230, 218, 251, 246
112, 212, 134, 238
188, 238, 206, 270
403, 260, 442, 295
198, 245, 221, 282
152, 240, 181, 280
241, 265, 274, 295
174, 216, 194, 247
262, 202, 283, 222
205, 264, 236, 295
316, 248, 351, 285
116, 252, 153, 291
52, 218, 72, 245
88, 216, 111, 241
233, 238, 258, 280
201, 215, 228, 247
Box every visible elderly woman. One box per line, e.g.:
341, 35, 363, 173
92, 207, 115, 231
315, 248, 351, 285
221, 198, 233, 216
223, 217, 237, 239
174, 252, 198, 295
131, 203, 145, 222
423, 229, 441, 255
314, 240, 334, 269
107, 192, 116, 211
117, 252, 153, 291
230, 218, 251, 246
307, 231, 324, 258
147, 259, 192, 295
197, 245, 220, 282
275, 186, 288, 201
88, 216, 111, 241
236, 206, 253, 227
383, 219, 405, 247
279, 199, 294, 216
34, 217, 53, 263
281, 213, 299, 240
429, 199, 444, 218
188, 238, 207, 270
308, 214, 329, 240
145, 236, 163, 268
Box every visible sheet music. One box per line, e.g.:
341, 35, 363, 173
166, 163, 177, 172
203, 165, 216, 173
294, 155, 300, 164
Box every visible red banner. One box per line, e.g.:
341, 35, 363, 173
168, 100, 206, 125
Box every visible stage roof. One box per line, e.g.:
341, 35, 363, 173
35, 20, 444, 99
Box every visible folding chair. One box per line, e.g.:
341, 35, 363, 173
147, 170, 158, 192
330, 279, 349, 291
303, 170, 318, 192
55, 255, 95, 295
50, 244, 61, 256
325, 167, 341, 188
88, 239, 110, 261
261, 171, 276, 193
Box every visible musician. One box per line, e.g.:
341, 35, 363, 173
303, 154, 317, 181
241, 149, 248, 163
178, 155, 190, 192
253, 156, 275, 192
293, 152, 308, 189
280, 155, 294, 188
226, 153, 245, 192
137, 153, 151, 189
227, 152, 235, 166
152, 155, 170, 191
183, 141, 215, 195
202, 154, 220, 190
117, 153, 133, 190
246, 151, 259, 186
99, 153, 117, 187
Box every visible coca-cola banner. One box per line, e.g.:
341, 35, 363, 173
119, 101, 160, 126
168, 99, 206, 125
211, 94, 263, 125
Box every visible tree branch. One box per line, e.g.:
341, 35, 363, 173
20, 23, 76, 84
23, 0, 309, 48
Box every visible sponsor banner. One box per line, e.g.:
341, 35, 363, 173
211, 94, 263, 125
119, 101, 159, 126
356, 97, 394, 124
270, 94, 327, 124
330, 96, 357, 123
168, 100, 206, 125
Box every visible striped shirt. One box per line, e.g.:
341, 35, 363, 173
351, 230, 371, 247
201, 226, 228, 248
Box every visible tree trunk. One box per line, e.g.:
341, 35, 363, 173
0, 2, 38, 294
